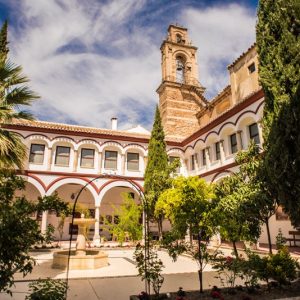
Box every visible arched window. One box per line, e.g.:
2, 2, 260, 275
176, 56, 185, 83
176, 34, 182, 43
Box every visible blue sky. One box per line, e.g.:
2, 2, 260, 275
0, 0, 258, 130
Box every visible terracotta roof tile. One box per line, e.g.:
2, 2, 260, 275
227, 43, 256, 69
8, 119, 182, 143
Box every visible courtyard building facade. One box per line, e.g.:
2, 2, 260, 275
5, 25, 294, 246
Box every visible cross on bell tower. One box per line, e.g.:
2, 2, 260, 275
157, 24, 207, 138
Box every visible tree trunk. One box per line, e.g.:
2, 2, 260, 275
265, 217, 273, 254
232, 241, 238, 258
197, 231, 203, 293
198, 269, 203, 294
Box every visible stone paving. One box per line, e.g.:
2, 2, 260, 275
1, 244, 300, 300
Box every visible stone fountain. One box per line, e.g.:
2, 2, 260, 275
52, 216, 108, 270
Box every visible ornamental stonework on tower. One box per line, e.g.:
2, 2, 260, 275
156, 25, 207, 139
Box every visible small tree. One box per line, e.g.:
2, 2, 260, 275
214, 172, 261, 258
235, 143, 278, 253
144, 106, 178, 240
106, 193, 142, 245
0, 170, 69, 294
156, 176, 215, 293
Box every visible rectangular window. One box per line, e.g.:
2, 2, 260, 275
80, 148, 95, 168
55, 146, 70, 166
104, 150, 118, 169
114, 215, 119, 224
29, 144, 45, 164
169, 156, 180, 173
248, 62, 256, 74
127, 152, 139, 171
230, 133, 238, 154
249, 123, 260, 144
215, 142, 221, 160
191, 154, 196, 170
202, 149, 206, 166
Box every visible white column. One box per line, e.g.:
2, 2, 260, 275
41, 210, 48, 235
93, 206, 101, 247
205, 147, 211, 168
121, 154, 125, 175
47, 147, 52, 170
219, 140, 225, 163
258, 122, 263, 146
237, 130, 243, 150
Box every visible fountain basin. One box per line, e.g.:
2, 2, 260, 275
52, 249, 108, 270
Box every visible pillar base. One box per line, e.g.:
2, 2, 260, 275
93, 235, 101, 247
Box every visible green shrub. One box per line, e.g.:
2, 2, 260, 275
246, 247, 299, 288
26, 278, 67, 300
266, 247, 299, 285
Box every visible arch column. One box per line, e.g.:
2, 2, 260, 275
205, 147, 211, 168
93, 205, 101, 247
237, 130, 243, 150
219, 140, 225, 163
41, 210, 48, 235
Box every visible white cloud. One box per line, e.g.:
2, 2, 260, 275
180, 4, 256, 97
8, 1, 256, 130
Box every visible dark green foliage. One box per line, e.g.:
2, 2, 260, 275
0, 20, 8, 62
246, 247, 299, 287
144, 106, 178, 238
0, 170, 68, 294
257, 0, 300, 128
264, 84, 300, 226
26, 278, 67, 300
257, 0, 300, 225
214, 171, 261, 257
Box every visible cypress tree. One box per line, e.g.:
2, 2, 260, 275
144, 105, 169, 240
256, 0, 300, 135
0, 20, 8, 62
257, 0, 300, 226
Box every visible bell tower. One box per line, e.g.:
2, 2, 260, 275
157, 25, 207, 138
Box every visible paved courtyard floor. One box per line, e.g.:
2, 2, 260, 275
1, 247, 215, 300
1, 244, 300, 300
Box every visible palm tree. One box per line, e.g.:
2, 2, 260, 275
0, 21, 39, 169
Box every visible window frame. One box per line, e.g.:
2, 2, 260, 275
248, 62, 256, 74
104, 150, 118, 170
29, 143, 45, 164
215, 142, 221, 161
230, 133, 238, 154
202, 149, 206, 166
54, 146, 71, 166
249, 123, 260, 145
191, 154, 196, 170
80, 148, 95, 168
127, 152, 139, 171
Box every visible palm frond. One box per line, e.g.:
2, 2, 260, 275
0, 60, 29, 86
0, 129, 27, 169
5, 86, 39, 106
10, 110, 35, 121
